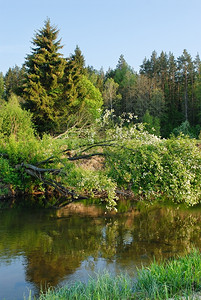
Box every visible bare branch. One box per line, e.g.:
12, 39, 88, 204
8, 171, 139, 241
68, 152, 106, 161
35, 156, 55, 166
16, 163, 62, 174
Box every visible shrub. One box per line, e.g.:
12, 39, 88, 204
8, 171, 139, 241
104, 123, 201, 206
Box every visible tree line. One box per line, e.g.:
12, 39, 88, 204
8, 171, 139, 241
0, 19, 201, 138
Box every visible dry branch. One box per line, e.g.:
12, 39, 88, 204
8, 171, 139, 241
20, 163, 61, 174
12, 140, 124, 205
15, 162, 86, 203
68, 152, 105, 161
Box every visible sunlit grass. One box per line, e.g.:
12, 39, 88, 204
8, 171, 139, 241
39, 273, 134, 300
135, 249, 201, 299
28, 249, 201, 300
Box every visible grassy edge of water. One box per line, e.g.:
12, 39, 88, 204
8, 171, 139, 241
27, 249, 201, 300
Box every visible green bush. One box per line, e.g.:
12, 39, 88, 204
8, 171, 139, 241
0, 95, 50, 189
104, 122, 201, 206
0, 157, 20, 186
0, 94, 35, 140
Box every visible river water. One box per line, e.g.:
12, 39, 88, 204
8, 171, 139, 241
0, 199, 201, 300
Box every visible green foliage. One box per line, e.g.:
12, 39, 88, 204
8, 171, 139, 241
103, 77, 122, 110
0, 94, 34, 140
139, 50, 200, 136
86, 66, 105, 93
61, 46, 85, 109
76, 75, 103, 120
161, 137, 201, 205
39, 272, 134, 300
0, 100, 200, 208
76, 169, 117, 209
22, 20, 103, 134
103, 116, 201, 206
4, 65, 25, 98
23, 18, 66, 133
59, 74, 103, 129
9, 19, 200, 138
107, 55, 137, 115
0, 157, 20, 186
3, 20, 201, 138
2, 21, 201, 207
0, 95, 44, 166
143, 110, 161, 136
136, 249, 201, 299
0, 95, 54, 190
150, 88, 165, 118
173, 120, 197, 138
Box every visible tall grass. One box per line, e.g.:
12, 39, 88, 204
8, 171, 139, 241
29, 249, 201, 299
135, 249, 201, 299
39, 273, 134, 300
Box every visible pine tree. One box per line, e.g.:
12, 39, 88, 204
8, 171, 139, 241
177, 49, 194, 122
23, 19, 65, 133
194, 61, 201, 126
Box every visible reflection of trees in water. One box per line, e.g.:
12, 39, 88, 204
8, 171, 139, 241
104, 207, 201, 266
24, 216, 103, 288
25, 251, 83, 287
1, 204, 201, 290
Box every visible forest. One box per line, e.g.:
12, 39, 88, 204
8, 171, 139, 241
0, 19, 200, 209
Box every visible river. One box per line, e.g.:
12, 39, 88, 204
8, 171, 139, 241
0, 199, 201, 300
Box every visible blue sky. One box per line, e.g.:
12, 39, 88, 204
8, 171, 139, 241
1, 0, 201, 74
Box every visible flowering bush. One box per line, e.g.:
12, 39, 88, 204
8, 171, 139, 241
0, 103, 200, 208
104, 126, 201, 206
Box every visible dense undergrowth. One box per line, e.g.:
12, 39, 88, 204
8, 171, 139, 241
0, 95, 200, 208
26, 249, 201, 299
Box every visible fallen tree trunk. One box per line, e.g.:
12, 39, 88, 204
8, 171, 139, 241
15, 162, 80, 199
1, 140, 128, 207
16, 163, 62, 175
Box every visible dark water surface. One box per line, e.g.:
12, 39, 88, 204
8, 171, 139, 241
0, 200, 201, 300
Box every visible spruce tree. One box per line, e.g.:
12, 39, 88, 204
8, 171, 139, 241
60, 47, 103, 129
62, 46, 85, 105
57, 46, 86, 130
23, 19, 65, 133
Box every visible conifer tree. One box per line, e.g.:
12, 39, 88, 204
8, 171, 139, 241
108, 55, 137, 115
23, 19, 65, 133
177, 49, 194, 122
4, 65, 25, 99
62, 46, 85, 105
51, 45, 103, 131
86, 66, 105, 93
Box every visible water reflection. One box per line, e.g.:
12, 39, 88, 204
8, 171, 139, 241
0, 201, 201, 299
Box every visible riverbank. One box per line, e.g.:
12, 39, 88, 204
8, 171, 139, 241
0, 99, 200, 210
28, 249, 201, 300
